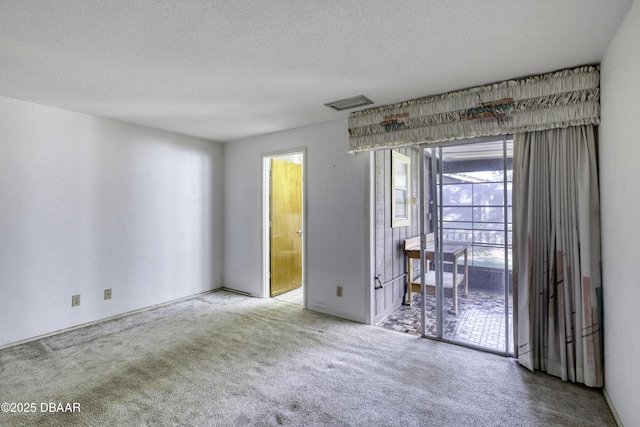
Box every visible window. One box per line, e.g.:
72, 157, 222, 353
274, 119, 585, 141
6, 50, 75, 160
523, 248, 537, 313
438, 150, 513, 268
392, 151, 411, 227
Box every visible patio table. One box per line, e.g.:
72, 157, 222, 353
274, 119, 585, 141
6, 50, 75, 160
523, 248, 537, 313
403, 236, 469, 313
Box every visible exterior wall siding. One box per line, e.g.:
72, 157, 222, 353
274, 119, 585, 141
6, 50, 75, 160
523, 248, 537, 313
373, 147, 423, 323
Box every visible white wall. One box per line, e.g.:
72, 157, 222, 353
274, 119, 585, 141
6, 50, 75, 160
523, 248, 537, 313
223, 119, 371, 323
0, 96, 224, 347
600, 1, 640, 424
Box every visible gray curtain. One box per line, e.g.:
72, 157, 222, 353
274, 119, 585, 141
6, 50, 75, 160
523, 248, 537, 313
513, 125, 603, 387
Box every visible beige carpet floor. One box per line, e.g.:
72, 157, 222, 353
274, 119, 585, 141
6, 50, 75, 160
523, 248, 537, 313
0, 291, 615, 426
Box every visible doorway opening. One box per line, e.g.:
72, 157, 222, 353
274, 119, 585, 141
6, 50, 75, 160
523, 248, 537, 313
262, 149, 305, 306
378, 136, 513, 356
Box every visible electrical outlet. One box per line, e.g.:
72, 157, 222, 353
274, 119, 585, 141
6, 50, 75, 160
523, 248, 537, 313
104, 288, 112, 300
71, 294, 81, 307
336, 286, 343, 297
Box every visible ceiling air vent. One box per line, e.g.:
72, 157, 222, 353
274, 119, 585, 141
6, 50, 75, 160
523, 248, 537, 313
324, 95, 373, 111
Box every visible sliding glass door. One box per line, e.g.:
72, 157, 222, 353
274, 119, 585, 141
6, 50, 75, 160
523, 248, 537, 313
418, 136, 513, 355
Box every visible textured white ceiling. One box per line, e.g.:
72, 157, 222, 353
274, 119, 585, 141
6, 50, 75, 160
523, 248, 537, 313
0, 0, 634, 143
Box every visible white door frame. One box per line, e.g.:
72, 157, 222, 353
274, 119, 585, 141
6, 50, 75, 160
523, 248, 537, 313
261, 148, 306, 305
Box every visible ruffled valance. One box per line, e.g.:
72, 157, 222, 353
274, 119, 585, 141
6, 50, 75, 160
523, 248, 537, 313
348, 65, 600, 153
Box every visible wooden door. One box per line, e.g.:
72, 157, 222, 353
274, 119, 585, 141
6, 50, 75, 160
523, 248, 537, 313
270, 158, 303, 297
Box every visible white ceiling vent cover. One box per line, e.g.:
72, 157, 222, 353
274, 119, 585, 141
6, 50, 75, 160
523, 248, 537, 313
324, 95, 373, 111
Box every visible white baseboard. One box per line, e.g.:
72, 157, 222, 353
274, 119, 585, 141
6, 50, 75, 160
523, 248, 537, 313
306, 303, 365, 324
0, 288, 222, 351
603, 387, 624, 427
